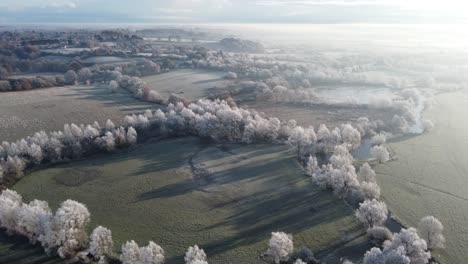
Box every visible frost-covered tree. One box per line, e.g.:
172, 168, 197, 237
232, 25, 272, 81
371, 145, 390, 163
108, 80, 119, 93
316, 124, 332, 150
126, 127, 138, 144
341, 124, 361, 150
120, 240, 141, 264
185, 245, 208, 264
367, 226, 393, 246
362, 247, 384, 264
92, 121, 101, 131
384, 247, 411, 264
0, 163, 3, 181
355, 199, 388, 227
89, 226, 114, 261
289, 247, 319, 264
225, 72, 238, 79
111, 127, 126, 145
40, 200, 90, 258
64, 70, 77, 85
384, 228, 431, 264
64, 123, 83, 140
328, 166, 360, 198
310, 144, 363, 201
84, 125, 100, 139
16, 199, 52, 244
266, 232, 293, 264
287, 126, 316, 157
360, 181, 381, 200
422, 119, 434, 132
329, 144, 354, 169
96, 132, 116, 152
392, 115, 410, 133
2, 156, 26, 178
259, 69, 273, 79
27, 143, 43, 164
293, 259, 306, 264
0, 189, 22, 234
147, 90, 164, 104
105, 119, 115, 130
78, 68, 92, 83
306, 155, 320, 176
357, 163, 376, 183
371, 133, 386, 146
124, 115, 137, 127
418, 216, 445, 250
140, 241, 165, 264
363, 246, 410, 264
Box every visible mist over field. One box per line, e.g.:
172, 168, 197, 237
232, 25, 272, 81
0, 1, 467, 264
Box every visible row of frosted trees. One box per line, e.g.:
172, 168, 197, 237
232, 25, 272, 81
0, 119, 137, 183
0, 98, 443, 263
0, 189, 210, 264
138, 102, 442, 263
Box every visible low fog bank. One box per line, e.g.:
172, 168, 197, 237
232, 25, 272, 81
202, 24, 467, 137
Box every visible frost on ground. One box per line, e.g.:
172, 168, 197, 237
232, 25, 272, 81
11, 137, 370, 264
0, 85, 153, 142
375, 91, 468, 264
143, 69, 230, 101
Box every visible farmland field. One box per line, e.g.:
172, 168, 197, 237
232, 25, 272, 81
11, 137, 370, 264
143, 69, 230, 101
10, 72, 64, 79
241, 100, 393, 129
375, 91, 468, 264
81, 56, 143, 65
0, 84, 153, 142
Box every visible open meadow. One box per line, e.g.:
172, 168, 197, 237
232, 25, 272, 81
11, 137, 370, 264
143, 69, 230, 101
0, 84, 153, 142
374, 91, 468, 264
81, 56, 144, 65
241, 100, 393, 129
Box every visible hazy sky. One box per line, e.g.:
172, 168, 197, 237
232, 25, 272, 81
0, 0, 467, 24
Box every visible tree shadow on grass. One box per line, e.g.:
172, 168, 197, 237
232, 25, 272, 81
61, 137, 201, 179
164, 183, 368, 263
57, 85, 156, 115
0, 232, 64, 264
128, 137, 204, 177
13, 137, 370, 264
192, 77, 225, 85
135, 145, 296, 201
145, 142, 371, 263
316, 234, 370, 264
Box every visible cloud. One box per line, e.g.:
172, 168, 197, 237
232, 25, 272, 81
255, 0, 468, 13
0, 0, 466, 24
154, 8, 194, 14
256, 0, 402, 6
0, 0, 81, 10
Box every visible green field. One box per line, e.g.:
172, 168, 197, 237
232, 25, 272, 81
375, 91, 468, 264
8, 137, 369, 264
